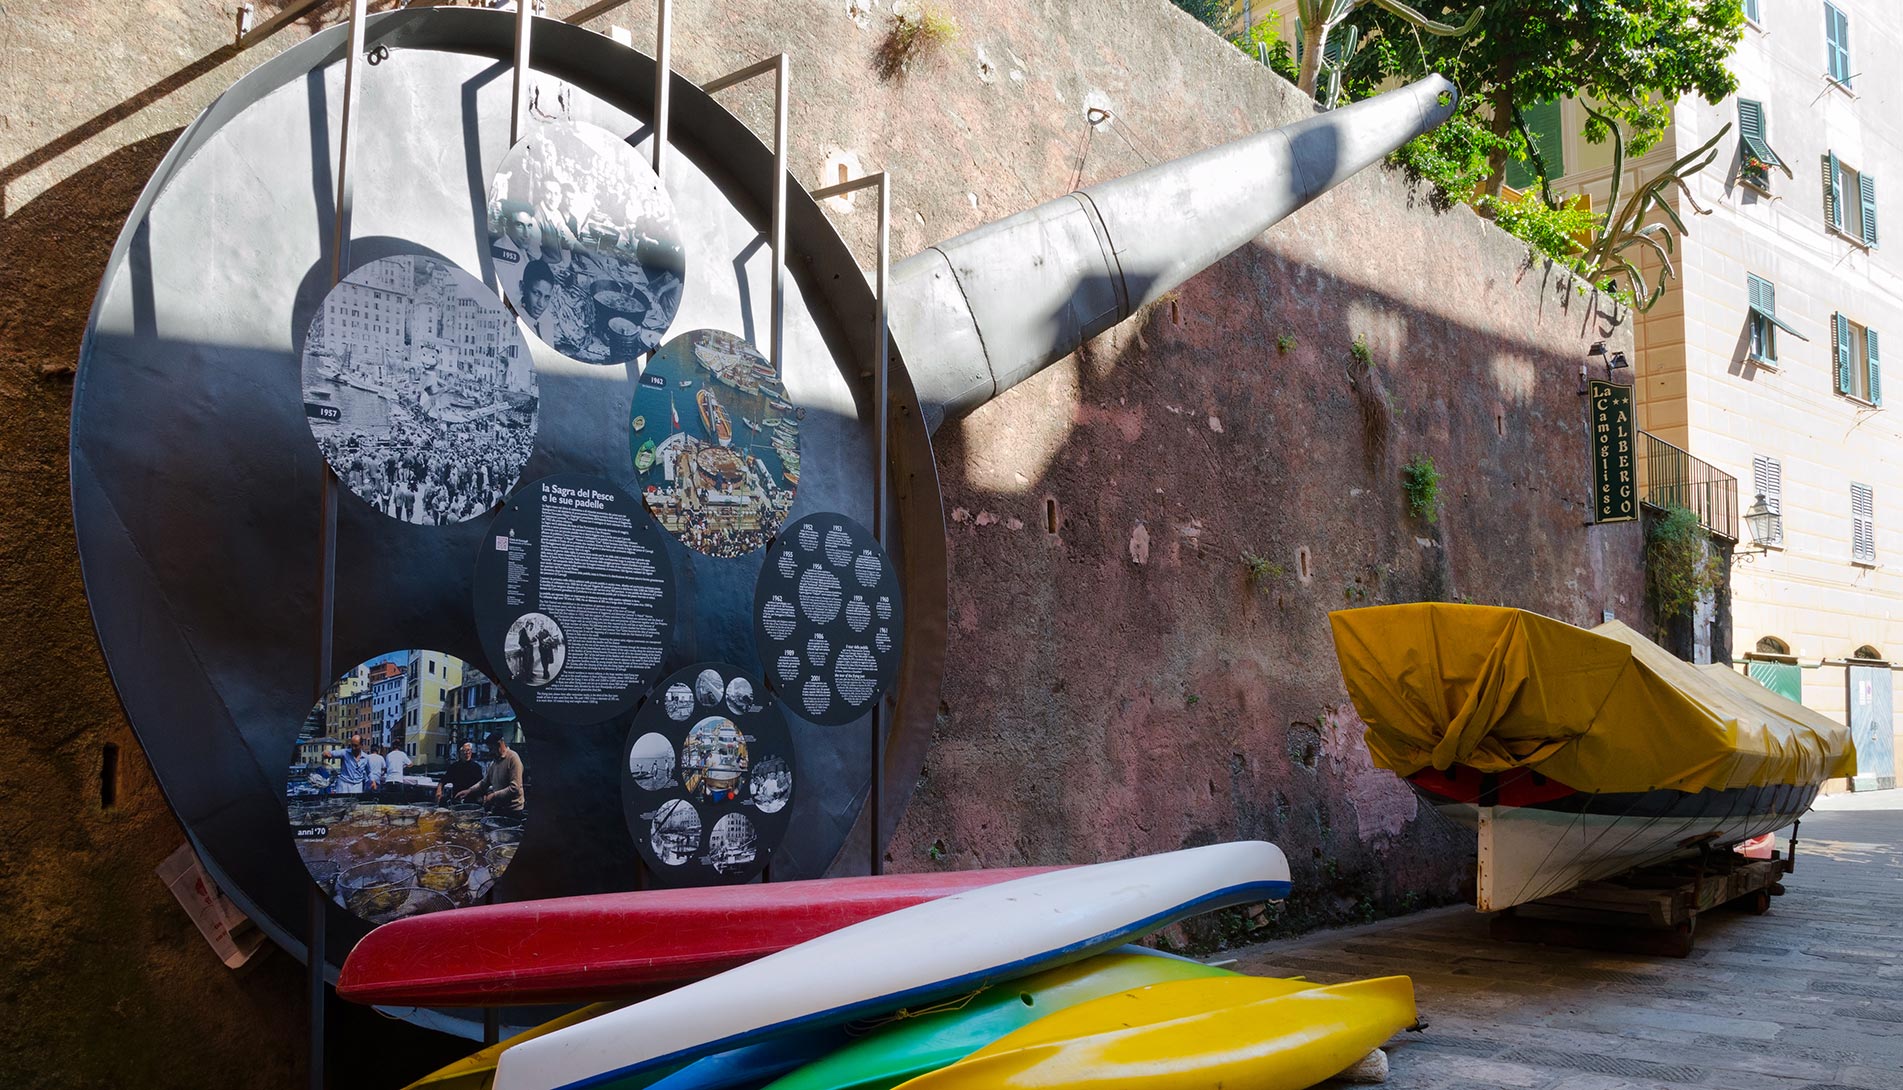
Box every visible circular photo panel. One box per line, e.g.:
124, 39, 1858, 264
488, 119, 686, 365
622, 663, 795, 887
753, 513, 905, 726
301, 254, 538, 524
631, 330, 801, 558
474, 474, 677, 724
284, 651, 527, 925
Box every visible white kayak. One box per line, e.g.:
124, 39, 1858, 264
493, 841, 1293, 1090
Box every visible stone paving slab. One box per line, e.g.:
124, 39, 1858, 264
1228, 802, 1903, 1090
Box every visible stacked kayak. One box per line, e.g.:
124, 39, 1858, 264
380, 843, 1420, 1090
343, 867, 1060, 1007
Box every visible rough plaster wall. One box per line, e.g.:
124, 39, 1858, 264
0, 1, 1640, 1085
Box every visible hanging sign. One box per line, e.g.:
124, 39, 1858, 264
1590, 380, 1637, 524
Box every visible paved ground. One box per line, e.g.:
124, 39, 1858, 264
1231, 793, 1903, 1090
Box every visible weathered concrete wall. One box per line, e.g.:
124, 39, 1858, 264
0, 1, 1639, 1085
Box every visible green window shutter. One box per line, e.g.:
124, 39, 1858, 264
1504, 99, 1565, 190
1837, 313, 1855, 395
1738, 100, 1778, 164
1825, 153, 1842, 229
1869, 327, 1883, 405
1743, 0, 1760, 23
1748, 274, 1772, 312
1826, 4, 1852, 84
1748, 660, 1802, 703
1861, 173, 1878, 245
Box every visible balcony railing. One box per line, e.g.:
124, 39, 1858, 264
1638, 431, 1739, 541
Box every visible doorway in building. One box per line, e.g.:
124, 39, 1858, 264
1847, 646, 1896, 791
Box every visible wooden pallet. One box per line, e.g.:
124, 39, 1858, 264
1489, 847, 1793, 957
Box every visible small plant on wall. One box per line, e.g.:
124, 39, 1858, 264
1646, 503, 1725, 640
1401, 455, 1440, 522
877, 4, 957, 79
1241, 550, 1285, 591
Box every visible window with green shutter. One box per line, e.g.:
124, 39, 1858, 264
1746, 274, 1808, 364
1868, 327, 1882, 405
1824, 152, 1843, 230
1743, 0, 1761, 25
1748, 659, 1801, 702
1826, 2, 1852, 85
1860, 172, 1879, 246
1504, 99, 1565, 191
1753, 454, 1785, 548
1835, 312, 1855, 395
1739, 100, 1782, 190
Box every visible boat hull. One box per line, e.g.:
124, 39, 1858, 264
341, 867, 1060, 1006
906, 976, 1415, 1090
492, 842, 1293, 1090
1421, 777, 1818, 910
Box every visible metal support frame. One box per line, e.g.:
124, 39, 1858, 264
809, 171, 891, 874
237, 0, 329, 50
310, 3, 366, 1085
701, 55, 789, 377
511, 3, 534, 144
652, 0, 671, 179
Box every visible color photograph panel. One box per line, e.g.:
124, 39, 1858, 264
285, 651, 528, 925
632, 329, 800, 558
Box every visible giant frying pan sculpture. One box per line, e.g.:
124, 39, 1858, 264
71, 5, 1453, 996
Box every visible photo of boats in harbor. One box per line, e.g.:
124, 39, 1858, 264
631, 329, 800, 558
284, 651, 529, 924
487, 118, 685, 365
301, 255, 538, 525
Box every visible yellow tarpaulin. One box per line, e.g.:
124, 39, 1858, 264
1328, 604, 1855, 795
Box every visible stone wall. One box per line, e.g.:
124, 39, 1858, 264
0, 1, 1638, 1086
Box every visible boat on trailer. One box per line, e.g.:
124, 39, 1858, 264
1329, 604, 1855, 911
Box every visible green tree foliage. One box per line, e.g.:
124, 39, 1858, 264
1169, 0, 1237, 32
1351, 0, 1745, 196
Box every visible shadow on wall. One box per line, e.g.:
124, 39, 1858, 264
896, 213, 1637, 938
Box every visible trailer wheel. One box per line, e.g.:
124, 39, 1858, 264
1746, 889, 1772, 915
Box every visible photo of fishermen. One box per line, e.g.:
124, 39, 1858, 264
301, 254, 538, 525
488, 117, 686, 365
284, 651, 529, 924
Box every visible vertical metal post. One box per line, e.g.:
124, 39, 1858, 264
808, 168, 892, 876
511, 1, 533, 144
769, 56, 788, 377
312, 6, 366, 1085
697, 55, 790, 377
653, 0, 671, 178
869, 175, 890, 877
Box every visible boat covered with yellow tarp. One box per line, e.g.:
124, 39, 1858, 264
1329, 604, 1854, 910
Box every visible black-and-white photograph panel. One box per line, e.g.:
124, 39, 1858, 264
503, 611, 566, 688
301, 254, 538, 525
750, 755, 792, 815
753, 513, 905, 727
628, 731, 676, 791
621, 663, 795, 887
630, 330, 800, 558
705, 813, 758, 875
488, 119, 686, 365
284, 651, 529, 925
648, 798, 701, 867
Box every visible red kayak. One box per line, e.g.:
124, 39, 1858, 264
337, 868, 1060, 1006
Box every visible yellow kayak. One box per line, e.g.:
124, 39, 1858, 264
403, 1003, 626, 1090
896, 976, 1416, 1090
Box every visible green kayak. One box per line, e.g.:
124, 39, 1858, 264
759, 948, 1238, 1090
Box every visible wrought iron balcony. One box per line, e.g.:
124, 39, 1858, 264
1638, 431, 1739, 541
